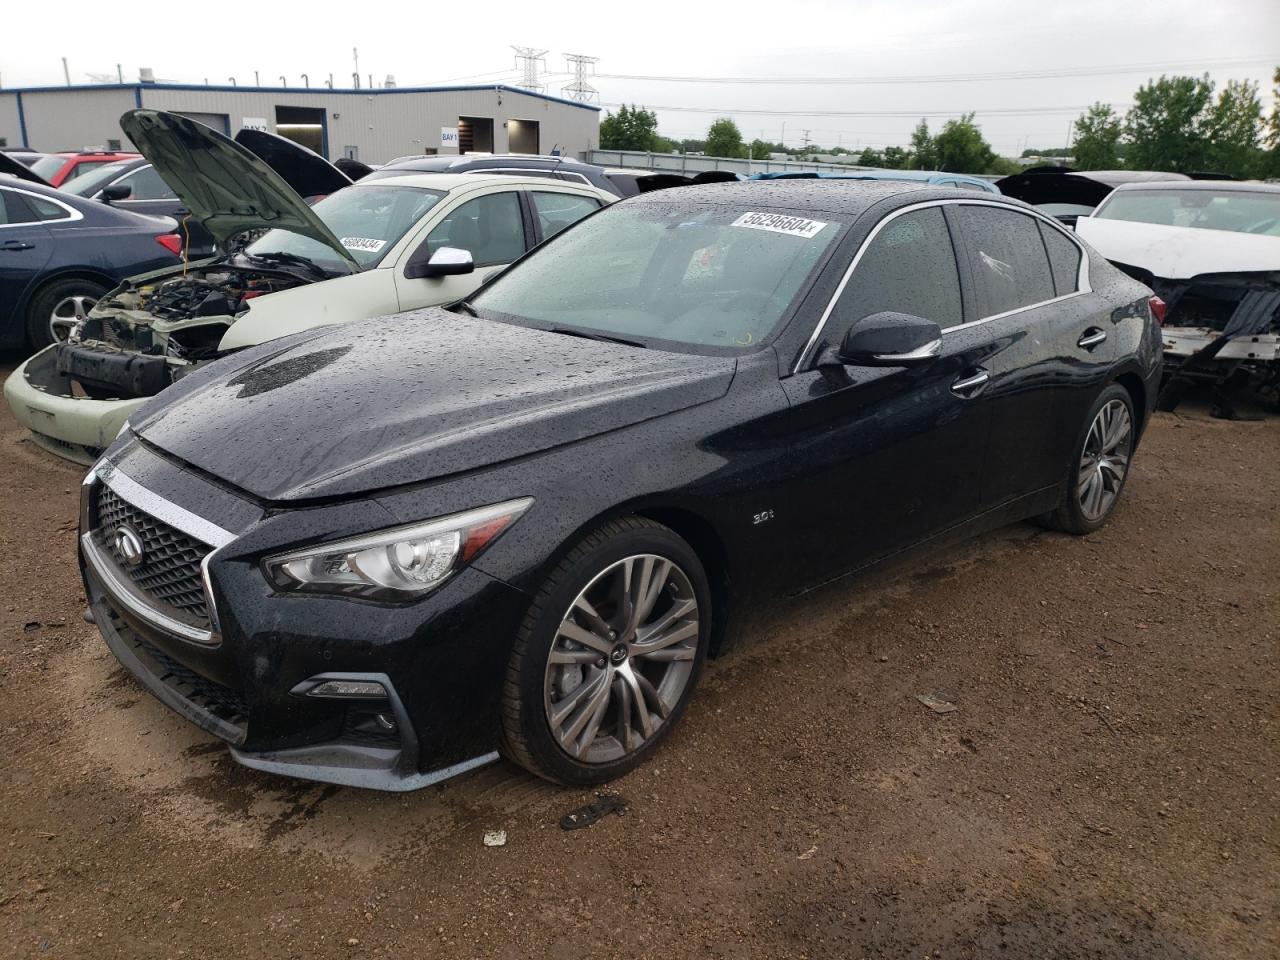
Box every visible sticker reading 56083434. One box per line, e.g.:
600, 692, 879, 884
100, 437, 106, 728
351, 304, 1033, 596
341, 237, 387, 253
731, 212, 828, 239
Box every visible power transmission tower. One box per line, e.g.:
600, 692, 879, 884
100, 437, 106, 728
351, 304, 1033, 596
561, 53, 600, 103
511, 46, 548, 93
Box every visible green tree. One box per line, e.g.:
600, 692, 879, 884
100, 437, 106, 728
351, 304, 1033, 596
1071, 103, 1124, 170
932, 113, 996, 173
598, 104, 662, 151
749, 138, 772, 160
856, 147, 882, 167
908, 119, 936, 169
651, 136, 677, 153
1204, 79, 1263, 177
705, 117, 746, 159
1125, 74, 1214, 172
1264, 67, 1280, 178
881, 145, 909, 169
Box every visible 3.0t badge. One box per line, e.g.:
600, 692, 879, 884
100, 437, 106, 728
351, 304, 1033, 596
112, 524, 145, 567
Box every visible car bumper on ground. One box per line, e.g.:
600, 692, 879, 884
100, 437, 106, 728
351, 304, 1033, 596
79, 451, 532, 791
4, 346, 144, 465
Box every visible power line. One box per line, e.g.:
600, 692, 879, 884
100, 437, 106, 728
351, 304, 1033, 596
592, 55, 1278, 86
602, 102, 1128, 118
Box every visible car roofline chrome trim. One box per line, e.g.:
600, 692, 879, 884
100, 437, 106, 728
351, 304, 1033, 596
793, 197, 1093, 373
95, 461, 237, 548
0, 184, 85, 227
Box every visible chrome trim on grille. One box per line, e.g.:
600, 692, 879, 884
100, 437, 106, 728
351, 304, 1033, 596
82, 532, 215, 645
97, 463, 236, 548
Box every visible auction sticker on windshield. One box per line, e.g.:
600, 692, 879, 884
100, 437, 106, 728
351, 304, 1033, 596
732, 212, 828, 239
341, 237, 387, 253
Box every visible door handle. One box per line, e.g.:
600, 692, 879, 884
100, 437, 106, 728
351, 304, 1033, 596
951, 369, 990, 397
0, 240, 35, 251
1077, 328, 1107, 349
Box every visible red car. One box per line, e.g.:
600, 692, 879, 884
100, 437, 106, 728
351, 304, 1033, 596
26, 150, 141, 187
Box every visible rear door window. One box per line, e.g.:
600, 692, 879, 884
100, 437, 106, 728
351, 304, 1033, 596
530, 191, 600, 240
828, 206, 964, 339
954, 206, 1055, 316
1038, 221, 1083, 296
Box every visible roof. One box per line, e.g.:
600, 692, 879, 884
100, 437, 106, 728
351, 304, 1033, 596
627, 178, 974, 214
348, 172, 603, 193
1, 82, 601, 113
1109, 179, 1280, 194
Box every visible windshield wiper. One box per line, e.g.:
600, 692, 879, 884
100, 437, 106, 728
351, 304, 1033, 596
549, 327, 646, 349
246, 250, 333, 279
453, 300, 478, 316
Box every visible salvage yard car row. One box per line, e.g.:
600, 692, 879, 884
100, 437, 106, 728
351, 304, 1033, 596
0, 109, 1274, 794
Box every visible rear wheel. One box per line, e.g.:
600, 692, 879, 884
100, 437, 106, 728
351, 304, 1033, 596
25, 278, 107, 350
1045, 384, 1135, 535
500, 518, 711, 785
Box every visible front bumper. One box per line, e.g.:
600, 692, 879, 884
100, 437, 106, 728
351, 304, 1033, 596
80, 450, 531, 791
4, 346, 145, 465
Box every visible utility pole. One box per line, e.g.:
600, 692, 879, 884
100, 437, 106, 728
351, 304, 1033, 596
802, 129, 811, 151
116, 64, 123, 83
561, 53, 599, 103
62, 57, 70, 86
353, 48, 360, 84
511, 46, 548, 93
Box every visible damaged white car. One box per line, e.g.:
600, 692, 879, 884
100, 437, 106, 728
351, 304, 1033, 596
1076, 181, 1280, 418
4, 110, 613, 462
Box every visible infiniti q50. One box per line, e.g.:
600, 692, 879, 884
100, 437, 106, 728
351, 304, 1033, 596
78, 181, 1161, 790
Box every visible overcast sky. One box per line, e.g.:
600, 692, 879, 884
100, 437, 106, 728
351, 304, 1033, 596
4, 0, 1277, 155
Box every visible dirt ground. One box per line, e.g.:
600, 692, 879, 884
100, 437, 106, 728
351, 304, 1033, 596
0, 359, 1275, 960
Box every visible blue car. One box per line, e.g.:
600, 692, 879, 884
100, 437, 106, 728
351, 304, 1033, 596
750, 169, 1000, 193
0, 178, 182, 351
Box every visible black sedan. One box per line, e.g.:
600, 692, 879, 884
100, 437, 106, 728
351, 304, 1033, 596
80, 181, 1161, 790
0, 179, 182, 350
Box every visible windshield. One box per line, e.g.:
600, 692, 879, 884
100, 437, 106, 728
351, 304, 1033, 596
1095, 188, 1280, 236
244, 184, 445, 271
29, 155, 68, 181
62, 161, 132, 197
362, 158, 457, 181
471, 201, 844, 353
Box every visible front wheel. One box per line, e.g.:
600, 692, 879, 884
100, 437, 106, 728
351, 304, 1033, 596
1045, 384, 1136, 535
500, 518, 711, 785
25, 277, 107, 350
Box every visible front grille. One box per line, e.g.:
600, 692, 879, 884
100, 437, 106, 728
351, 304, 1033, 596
92, 484, 211, 627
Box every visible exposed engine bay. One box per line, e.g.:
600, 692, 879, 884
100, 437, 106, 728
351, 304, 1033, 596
55, 265, 307, 399
1117, 266, 1280, 419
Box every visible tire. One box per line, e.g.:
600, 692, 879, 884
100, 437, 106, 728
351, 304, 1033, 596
1045, 383, 1136, 535
25, 277, 107, 350
500, 517, 712, 785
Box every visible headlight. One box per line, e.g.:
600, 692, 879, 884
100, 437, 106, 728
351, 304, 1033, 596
263, 498, 532, 599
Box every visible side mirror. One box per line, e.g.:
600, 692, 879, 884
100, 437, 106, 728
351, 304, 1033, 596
832, 311, 943, 367
404, 245, 475, 280
100, 183, 132, 203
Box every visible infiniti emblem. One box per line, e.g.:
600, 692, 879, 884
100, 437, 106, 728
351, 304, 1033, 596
113, 524, 145, 567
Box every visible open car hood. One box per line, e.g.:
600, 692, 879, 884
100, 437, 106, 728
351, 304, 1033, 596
120, 110, 359, 269
0, 151, 52, 187
233, 128, 352, 200
1076, 217, 1280, 280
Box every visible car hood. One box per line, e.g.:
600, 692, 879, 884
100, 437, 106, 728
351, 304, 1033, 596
135, 310, 737, 502
0, 151, 52, 186
233, 128, 352, 199
1076, 217, 1280, 280
120, 110, 359, 270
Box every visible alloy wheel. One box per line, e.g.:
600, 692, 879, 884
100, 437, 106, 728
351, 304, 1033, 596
49, 294, 97, 343
543, 554, 700, 764
1078, 398, 1132, 521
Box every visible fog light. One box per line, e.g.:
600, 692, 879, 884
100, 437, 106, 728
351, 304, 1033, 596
375, 713, 397, 731
306, 679, 388, 699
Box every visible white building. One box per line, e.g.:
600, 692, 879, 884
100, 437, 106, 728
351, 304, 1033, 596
0, 82, 600, 163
